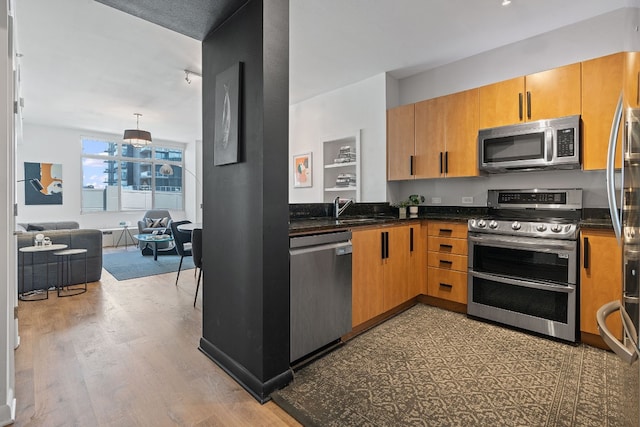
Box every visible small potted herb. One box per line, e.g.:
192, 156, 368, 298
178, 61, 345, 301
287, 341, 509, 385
408, 194, 425, 215
393, 200, 409, 218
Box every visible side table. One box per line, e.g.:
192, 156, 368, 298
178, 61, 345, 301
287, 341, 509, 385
19, 243, 68, 301
53, 248, 88, 297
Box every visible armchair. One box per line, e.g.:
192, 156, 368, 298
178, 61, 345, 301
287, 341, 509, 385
137, 209, 175, 255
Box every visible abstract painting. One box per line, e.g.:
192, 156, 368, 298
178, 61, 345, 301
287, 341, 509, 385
24, 162, 63, 205
293, 152, 312, 188
214, 62, 242, 166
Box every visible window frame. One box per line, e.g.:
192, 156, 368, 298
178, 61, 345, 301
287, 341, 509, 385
81, 137, 186, 213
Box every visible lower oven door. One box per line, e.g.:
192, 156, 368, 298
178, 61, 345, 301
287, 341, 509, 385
468, 270, 577, 342
467, 233, 578, 342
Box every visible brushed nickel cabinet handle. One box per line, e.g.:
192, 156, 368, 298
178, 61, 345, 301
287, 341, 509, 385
526, 91, 532, 119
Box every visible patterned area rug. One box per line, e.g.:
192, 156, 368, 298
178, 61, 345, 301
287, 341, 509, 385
272, 304, 639, 426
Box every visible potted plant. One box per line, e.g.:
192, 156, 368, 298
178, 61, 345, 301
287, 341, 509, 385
408, 194, 425, 215
392, 200, 409, 218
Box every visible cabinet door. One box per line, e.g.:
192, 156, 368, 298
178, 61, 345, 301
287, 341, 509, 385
478, 76, 525, 128
387, 104, 415, 181
383, 225, 410, 311
407, 223, 423, 299
415, 97, 446, 178
582, 53, 623, 170
352, 228, 385, 327
624, 51, 640, 108
525, 62, 581, 121
580, 229, 622, 339
444, 89, 479, 178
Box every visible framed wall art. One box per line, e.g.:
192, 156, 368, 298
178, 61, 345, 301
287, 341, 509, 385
24, 162, 63, 205
293, 152, 312, 188
214, 62, 242, 166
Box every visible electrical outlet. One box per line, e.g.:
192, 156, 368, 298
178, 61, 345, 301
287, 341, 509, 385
462, 197, 473, 204
431, 197, 442, 204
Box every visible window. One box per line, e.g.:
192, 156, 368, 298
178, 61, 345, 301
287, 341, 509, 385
81, 138, 185, 213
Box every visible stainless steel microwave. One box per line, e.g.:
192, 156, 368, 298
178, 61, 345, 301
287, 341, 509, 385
478, 115, 581, 173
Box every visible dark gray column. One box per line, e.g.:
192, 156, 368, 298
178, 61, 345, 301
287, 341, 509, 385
199, 0, 291, 402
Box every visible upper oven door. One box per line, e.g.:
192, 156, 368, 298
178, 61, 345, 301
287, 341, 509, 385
468, 233, 578, 285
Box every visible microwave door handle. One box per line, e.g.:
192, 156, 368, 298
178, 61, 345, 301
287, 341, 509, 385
606, 92, 623, 243
546, 129, 553, 161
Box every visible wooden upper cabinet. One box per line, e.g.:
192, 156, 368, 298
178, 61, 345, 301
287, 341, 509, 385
525, 63, 581, 121
415, 89, 478, 179
582, 53, 624, 170
415, 97, 445, 178
445, 89, 479, 177
478, 63, 581, 129
387, 104, 415, 181
624, 51, 640, 108
479, 77, 525, 129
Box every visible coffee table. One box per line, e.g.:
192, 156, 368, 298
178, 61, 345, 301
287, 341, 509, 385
134, 234, 174, 261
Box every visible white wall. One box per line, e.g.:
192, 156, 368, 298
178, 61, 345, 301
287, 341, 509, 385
17, 123, 200, 229
398, 8, 639, 105
289, 73, 387, 203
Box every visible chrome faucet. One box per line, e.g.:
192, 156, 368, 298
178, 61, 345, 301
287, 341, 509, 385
334, 196, 354, 219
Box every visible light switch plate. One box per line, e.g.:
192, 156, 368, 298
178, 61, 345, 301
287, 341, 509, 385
462, 197, 473, 204
431, 197, 442, 204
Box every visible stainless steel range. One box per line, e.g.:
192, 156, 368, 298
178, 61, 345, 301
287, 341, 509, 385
467, 188, 582, 342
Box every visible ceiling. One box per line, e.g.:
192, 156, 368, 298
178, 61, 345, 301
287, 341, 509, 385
14, 0, 633, 144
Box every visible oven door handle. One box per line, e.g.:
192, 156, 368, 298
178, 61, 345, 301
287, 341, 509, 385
469, 271, 575, 293
468, 234, 576, 252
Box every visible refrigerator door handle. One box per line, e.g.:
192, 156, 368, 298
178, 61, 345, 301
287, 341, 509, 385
606, 93, 623, 243
596, 300, 639, 365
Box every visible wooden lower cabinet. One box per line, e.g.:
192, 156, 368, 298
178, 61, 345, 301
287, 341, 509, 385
351, 223, 422, 328
580, 228, 623, 341
427, 221, 468, 304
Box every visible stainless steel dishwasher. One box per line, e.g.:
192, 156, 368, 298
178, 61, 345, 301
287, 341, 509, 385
289, 230, 352, 363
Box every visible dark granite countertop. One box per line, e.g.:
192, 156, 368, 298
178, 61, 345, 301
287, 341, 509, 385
288, 205, 618, 235
288, 205, 480, 236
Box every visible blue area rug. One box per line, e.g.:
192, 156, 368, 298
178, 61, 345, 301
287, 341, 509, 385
102, 251, 195, 281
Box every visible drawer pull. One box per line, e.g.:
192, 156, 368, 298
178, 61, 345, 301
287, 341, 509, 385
439, 228, 452, 233
439, 259, 453, 266
439, 244, 453, 250
439, 283, 453, 289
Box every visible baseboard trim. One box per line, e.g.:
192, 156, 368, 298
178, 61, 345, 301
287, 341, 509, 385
198, 337, 293, 404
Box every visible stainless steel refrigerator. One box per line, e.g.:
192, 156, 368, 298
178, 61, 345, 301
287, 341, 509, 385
599, 95, 640, 424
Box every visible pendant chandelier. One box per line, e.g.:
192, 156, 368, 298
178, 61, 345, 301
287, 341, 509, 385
123, 113, 152, 148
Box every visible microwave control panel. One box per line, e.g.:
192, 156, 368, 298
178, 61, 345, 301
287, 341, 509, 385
556, 128, 575, 157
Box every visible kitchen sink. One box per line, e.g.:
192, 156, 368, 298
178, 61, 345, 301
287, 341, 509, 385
335, 218, 378, 225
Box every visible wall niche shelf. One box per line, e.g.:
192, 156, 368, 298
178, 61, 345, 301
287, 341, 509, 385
323, 130, 361, 202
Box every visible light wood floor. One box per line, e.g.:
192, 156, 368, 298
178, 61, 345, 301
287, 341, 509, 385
15, 248, 300, 426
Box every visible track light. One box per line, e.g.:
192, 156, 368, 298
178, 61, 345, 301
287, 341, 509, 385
184, 69, 202, 85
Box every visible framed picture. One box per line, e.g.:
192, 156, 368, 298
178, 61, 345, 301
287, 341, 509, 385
214, 62, 242, 166
24, 162, 63, 205
293, 152, 312, 188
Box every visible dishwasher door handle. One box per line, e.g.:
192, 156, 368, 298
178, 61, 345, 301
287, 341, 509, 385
289, 241, 352, 256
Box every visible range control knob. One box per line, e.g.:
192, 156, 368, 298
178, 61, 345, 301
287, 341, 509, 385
628, 228, 636, 238
551, 224, 562, 233
511, 221, 521, 231
536, 224, 547, 232
489, 220, 498, 229
477, 219, 487, 228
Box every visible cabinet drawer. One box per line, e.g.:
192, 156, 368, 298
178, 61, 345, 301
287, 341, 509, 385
427, 222, 467, 239
428, 236, 468, 256
427, 268, 467, 304
427, 252, 467, 272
